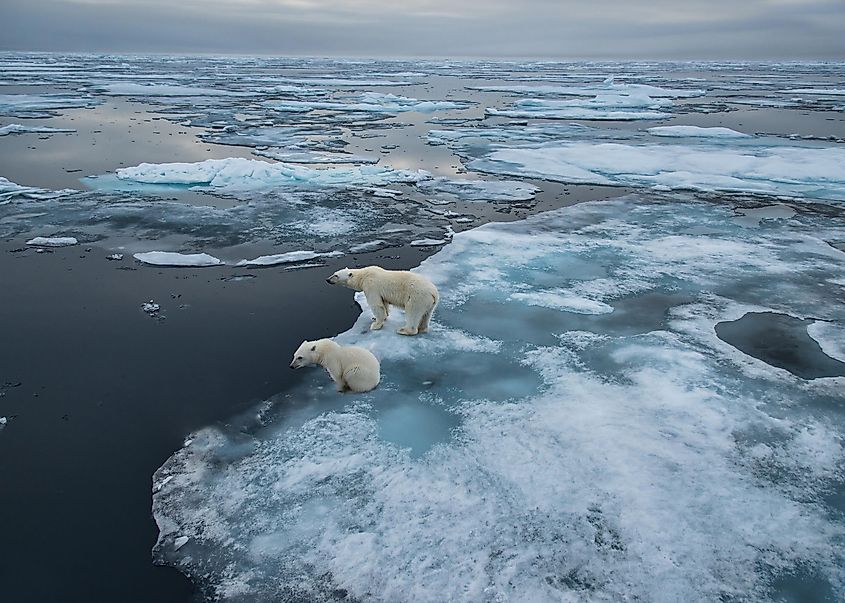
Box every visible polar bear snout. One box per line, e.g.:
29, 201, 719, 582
326, 275, 338, 284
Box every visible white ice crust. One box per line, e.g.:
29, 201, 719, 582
26, 236, 78, 247
0, 123, 75, 136
647, 125, 750, 138
470, 142, 845, 200
133, 251, 223, 267
115, 158, 429, 190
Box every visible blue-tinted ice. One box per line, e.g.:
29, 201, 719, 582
152, 193, 845, 602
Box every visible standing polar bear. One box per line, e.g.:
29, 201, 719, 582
327, 266, 439, 336
290, 338, 380, 393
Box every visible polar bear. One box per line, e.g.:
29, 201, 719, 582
327, 266, 439, 336
289, 338, 380, 393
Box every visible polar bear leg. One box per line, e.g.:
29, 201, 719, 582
398, 300, 425, 336
365, 291, 388, 330
418, 307, 434, 333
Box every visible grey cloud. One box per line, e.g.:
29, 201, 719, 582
0, 0, 842, 58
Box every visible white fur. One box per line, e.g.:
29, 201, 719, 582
327, 266, 439, 336
290, 338, 380, 393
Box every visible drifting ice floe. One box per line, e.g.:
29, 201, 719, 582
647, 125, 750, 138
26, 236, 78, 247
114, 158, 429, 190
252, 149, 379, 164
133, 251, 223, 267
468, 142, 845, 201
153, 193, 844, 602
469, 80, 705, 98
487, 96, 672, 120
418, 178, 538, 203
267, 92, 470, 114
236, 250, 342, 267
95, 83, 253, 97
0, 124, 75, 136
0, 93, 100, 117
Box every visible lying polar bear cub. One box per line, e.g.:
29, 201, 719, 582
327, 266, 439, 336
290, 338, 380, 393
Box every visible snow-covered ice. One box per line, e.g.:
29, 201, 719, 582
95, 83, 253, 97
26, 236, 78, 247
487, 95, 672, 120
152, 192, 845, 602
113, 158, 429, 190
266, 92, 470, 114
235, 250, 341, 267
0, 93, 100, 117
470, 80, 705, 98
0, 123, 75, 136
468, 142, 845, 201
133, 251, 223, 267
647, 125, 750, 138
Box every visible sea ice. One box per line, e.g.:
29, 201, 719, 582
266, 92, 470, 114
409, 237, 448, 246
418, 178, 538, 203
469, 80, 705, 98
153, 193, 845, 602
26, 236, 78, 247
235, 250, 341, 267
468, 142, 845, 201
487, 95, 672, 120
782, 88, 845, 96
252, 149, 379, 164
0, 93, 100, 117
0, 124, 75, 136
647, 125, 750, 138
95, 83, 253, 97
133, 251, 223, 267
114, 158, 429, 190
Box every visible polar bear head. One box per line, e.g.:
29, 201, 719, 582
290, 340, 319, 369
326, 267, 357, 288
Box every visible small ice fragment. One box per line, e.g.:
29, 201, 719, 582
173, 536, 189, 550
153, 475, 174, 492
236, 250, 339, 267
349, 240, 389, 253
647, 126, 750, 138
0, 123, 75, 136
410, 238, 448, 247
26, 236, 78, 247
133, 251, 223, 267
142, 301, 161, 314
106, 253, 124, 261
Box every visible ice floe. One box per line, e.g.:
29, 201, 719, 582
235, 250, 341, 267
153, 192, 845, 602
266, 92, 470, 114
26, 236, 78, 247
647, 125, 750, 138
0, 94, 100, 117
133, 251, 223, 267
418, 178, 538, 203
470, 80, 705, 98
95, 83, 253, 97
468, 142, 845, 201
0, 124, 75, 136
114, 158, 429, 190
487, 95, 672, 120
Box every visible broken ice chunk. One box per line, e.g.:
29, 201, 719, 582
26, 236, 78, 247
133, 252, 223, 267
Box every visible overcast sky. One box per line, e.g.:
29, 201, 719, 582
1, 0, 844, 59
